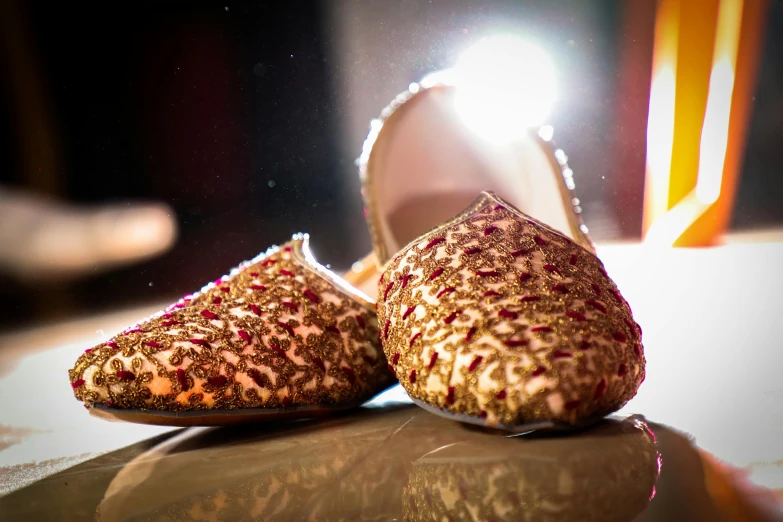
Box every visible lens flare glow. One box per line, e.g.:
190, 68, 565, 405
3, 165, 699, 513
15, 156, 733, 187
453, 35, 557, 142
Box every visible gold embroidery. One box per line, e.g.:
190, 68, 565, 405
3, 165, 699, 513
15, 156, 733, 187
378, 192, 644, 428
69, 235, 395, 413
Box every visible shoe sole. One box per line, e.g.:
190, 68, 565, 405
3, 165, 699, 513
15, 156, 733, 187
410, 397, 606, 434
89, 401, 365, 427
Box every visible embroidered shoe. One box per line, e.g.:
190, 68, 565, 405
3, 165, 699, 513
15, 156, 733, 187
68, 234, 396, 426
376, 192, 645, 431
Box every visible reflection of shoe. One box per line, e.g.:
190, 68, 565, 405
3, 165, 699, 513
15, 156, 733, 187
403, 416, 660, 522
94, 409, 660, 522
68, 234, 395, 426
377, 192, 645, 431
356, 76, 593, 274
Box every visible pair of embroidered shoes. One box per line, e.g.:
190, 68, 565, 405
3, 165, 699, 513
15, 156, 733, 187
69, 78, 645, 431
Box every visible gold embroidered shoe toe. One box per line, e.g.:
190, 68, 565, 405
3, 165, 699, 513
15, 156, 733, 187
376, 193, 645, 431
68, 234, 396, 426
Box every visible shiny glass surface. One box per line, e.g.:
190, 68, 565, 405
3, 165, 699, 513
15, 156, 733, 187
0, 396, 779, 521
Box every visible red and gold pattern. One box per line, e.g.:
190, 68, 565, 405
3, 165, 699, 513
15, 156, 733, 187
68, 234, 395, 417
377, 192, 645, 429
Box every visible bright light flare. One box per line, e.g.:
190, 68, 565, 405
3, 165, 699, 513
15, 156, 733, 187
453, 35, 557, 142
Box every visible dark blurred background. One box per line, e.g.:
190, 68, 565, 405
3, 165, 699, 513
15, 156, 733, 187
1, 0, 781, 329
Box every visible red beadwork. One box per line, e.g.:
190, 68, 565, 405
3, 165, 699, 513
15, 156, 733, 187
189, 338, 210, 347
84, 348, 92, 354
384, 319, 391, 339
71, 379, 85, 389
444, 310, 462, 324
392, 352, 401, 365
284, 246, 292, 252
143, 340, 161, 348
279, 269, 295, 277
520, 294, 540, 302
383, 281, 395, 301
387, 364, 395, 373
498, 309, 518, 320
569, 254, 578, 265
618, 363, 628, 377
207, 375, 228, 387
479, 410, 488, 419
437, 287, 456, 298
591, 282, 603, 295
429, 352, 439, 369
401, 273, 414, 288
599, 266, 609, 278
249, 272, 259, 277
409, 332, 422, 347
282, 301, 298, 313
248, 304, 263, 316
585, 300, 607, 314
403, 306, 416, 320
304, 289, 320, 303
504, 339, 528, 347
476, 270, 500, 277
533, 235, 547, 246
613, 331, 627, 343
579, 339, 591, 350
594, 378, 607, 399
483, 290, 500, 297
220, 287, 230, 293
106, 341, 118, 349
409, 369, 417, 383
468, 356, 483, 372
270, 342, 288, 359
429, 267, 445, 280
261, 259, 276, 267
311, 357, 326, 373
552, 350, 573, 359
247, 368, 267, 387
531, 325, 552, 333
543, 264, 560, 274
277, 321, 295, 336
446, 386, 456, 404
531, 366, 547, 377
355, 315, 365, 329
565, 311, 587, 321
511, 249, 530, 257
634, 343, 642, 357
483, 226, 500, 236
325, 325, 341, 335
160, 320, 179, 327
176, 369, 190, 391
200, 310, 218, 320
117, 371, 135, 382
496, 389, 507, 400
464, 247, 482, 255
466, 326, 477, 342
553, 283, 569, 293
424, 237, 445, 250
238, 330, 252, 343
251, 285, 267, 291
212, 297, 222, 305
610, 289, 624, 303
342, 367, 357, 384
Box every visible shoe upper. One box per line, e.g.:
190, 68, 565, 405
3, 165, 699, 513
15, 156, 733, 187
69, 235, 395, 413
377, 192, 644, 428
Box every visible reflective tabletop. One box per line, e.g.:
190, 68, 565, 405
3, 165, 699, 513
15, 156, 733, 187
1, 393, 781, 521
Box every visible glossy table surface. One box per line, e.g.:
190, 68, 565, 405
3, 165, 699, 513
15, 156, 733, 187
1, 238, 783, 521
